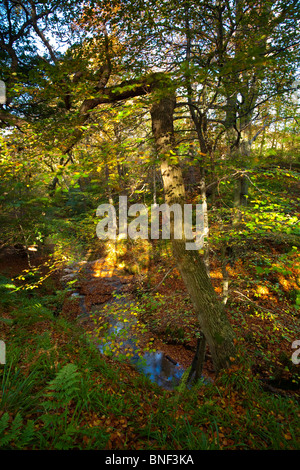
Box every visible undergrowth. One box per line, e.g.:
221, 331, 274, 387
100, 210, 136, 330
0, 273, 299, 450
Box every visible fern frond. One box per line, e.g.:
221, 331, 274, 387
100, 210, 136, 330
0, 412, 22, 448
45, 363, 81, 407
0, 412, 10, 435
17, 419, 35, 448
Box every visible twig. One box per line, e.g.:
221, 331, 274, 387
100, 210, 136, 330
233, 290, 281, 316
151, 266, 175, 292
19, 224, 32, 268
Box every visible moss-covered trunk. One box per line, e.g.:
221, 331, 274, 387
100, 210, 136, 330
150, 91, 236, 373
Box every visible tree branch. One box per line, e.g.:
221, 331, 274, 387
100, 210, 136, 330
0, 110, 28, 128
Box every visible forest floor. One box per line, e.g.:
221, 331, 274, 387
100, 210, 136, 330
59, 240, 300, 396
0, 231, 299, 450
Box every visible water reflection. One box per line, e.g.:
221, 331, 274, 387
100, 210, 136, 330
68, 265, 189, 390
132, 351, 185, 390
97, 314, 185, 390
80, 284, 186, 390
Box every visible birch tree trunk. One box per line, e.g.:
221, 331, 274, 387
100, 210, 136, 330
150, 91, 236, 373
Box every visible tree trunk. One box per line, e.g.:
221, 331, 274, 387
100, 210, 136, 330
199, 171, 210, 274
233, 171, 248, 224
187, 332, 206, 385
150, 91, 236, 373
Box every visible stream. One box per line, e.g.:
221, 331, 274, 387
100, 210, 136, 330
62, 261, 186, 390
96, 295, 186, 390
